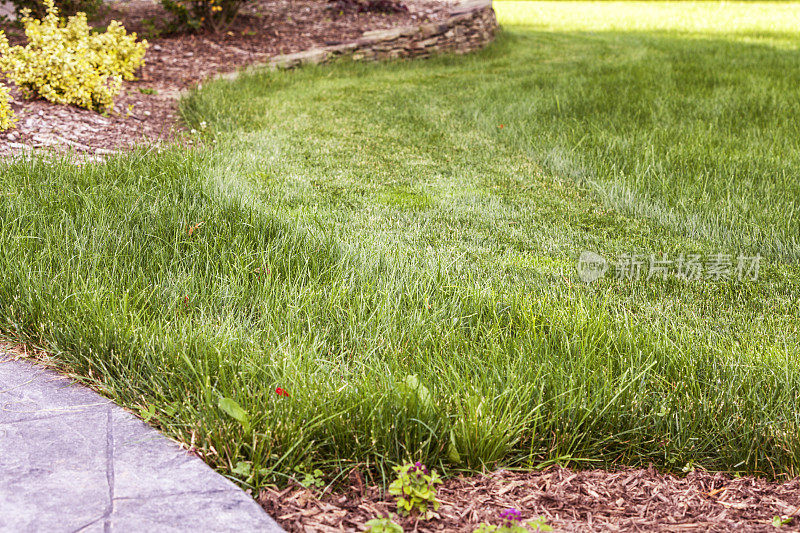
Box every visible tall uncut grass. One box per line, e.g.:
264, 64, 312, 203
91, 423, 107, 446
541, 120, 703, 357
1, 2, 799, 487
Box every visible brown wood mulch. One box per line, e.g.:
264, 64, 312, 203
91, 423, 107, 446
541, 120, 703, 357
259, 465, 800, 532
0, 0, 450, 159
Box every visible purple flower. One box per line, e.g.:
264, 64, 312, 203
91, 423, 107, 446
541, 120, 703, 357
500, 508, 523, 522
412, 461, 429, 475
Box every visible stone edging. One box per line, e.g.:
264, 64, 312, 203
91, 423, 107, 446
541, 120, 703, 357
218, 0, 497, 79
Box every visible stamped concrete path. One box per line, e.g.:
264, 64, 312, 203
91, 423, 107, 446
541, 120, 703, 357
0, 356, 284, 532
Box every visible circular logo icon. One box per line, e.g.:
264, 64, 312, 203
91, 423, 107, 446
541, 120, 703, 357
577, 251, 607, 283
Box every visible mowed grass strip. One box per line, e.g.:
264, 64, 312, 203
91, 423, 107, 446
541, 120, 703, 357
1, 2, 799, 488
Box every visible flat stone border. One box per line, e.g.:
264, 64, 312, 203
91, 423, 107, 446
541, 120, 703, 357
219, 0, 497, 79
0, 356, 284, 532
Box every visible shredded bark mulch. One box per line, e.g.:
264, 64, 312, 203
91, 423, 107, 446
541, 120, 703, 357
0, 83, 178, 161
0, 0, 450, 159
259, 465, 800, 532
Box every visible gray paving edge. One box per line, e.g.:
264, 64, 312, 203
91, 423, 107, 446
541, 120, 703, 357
0, 356, 284, 533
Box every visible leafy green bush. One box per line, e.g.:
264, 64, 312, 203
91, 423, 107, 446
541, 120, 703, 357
388, 462, 442, 520
0, 83, 15, 131
161, 0, 244, 33
0, 0, 148, 112
6, 0, 102, 20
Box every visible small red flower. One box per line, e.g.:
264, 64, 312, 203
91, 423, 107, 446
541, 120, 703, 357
275, 387, 289, 398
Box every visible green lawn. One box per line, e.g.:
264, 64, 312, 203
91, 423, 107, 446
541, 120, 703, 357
1, 1, 799, 488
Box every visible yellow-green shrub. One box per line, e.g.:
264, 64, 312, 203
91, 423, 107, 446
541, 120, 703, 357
0, 0, 148, 111
0, 83, 15, 131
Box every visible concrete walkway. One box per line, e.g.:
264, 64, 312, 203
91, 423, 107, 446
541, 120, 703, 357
0, 357, 284, 532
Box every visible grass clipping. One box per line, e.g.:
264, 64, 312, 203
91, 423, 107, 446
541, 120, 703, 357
0, 0, 147, 111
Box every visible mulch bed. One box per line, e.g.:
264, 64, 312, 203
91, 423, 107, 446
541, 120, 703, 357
0, 0, 450, 159
259, 465, 800, 532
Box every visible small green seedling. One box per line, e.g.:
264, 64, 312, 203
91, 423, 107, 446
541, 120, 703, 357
772, 515, 793, 528
527, 516, 553, 532
388, 462, 442, 519
217, 396, 250, 431
231, 461, 271, 483
474, 509, 552, 532
232, 461, 251, 477
138, 403, 156, 422
297, 467, 325, 489
365, 516, 404, 532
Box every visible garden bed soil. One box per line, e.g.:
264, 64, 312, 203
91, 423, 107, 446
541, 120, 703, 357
260, 465, 800, 532
0, 0, 450, 159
